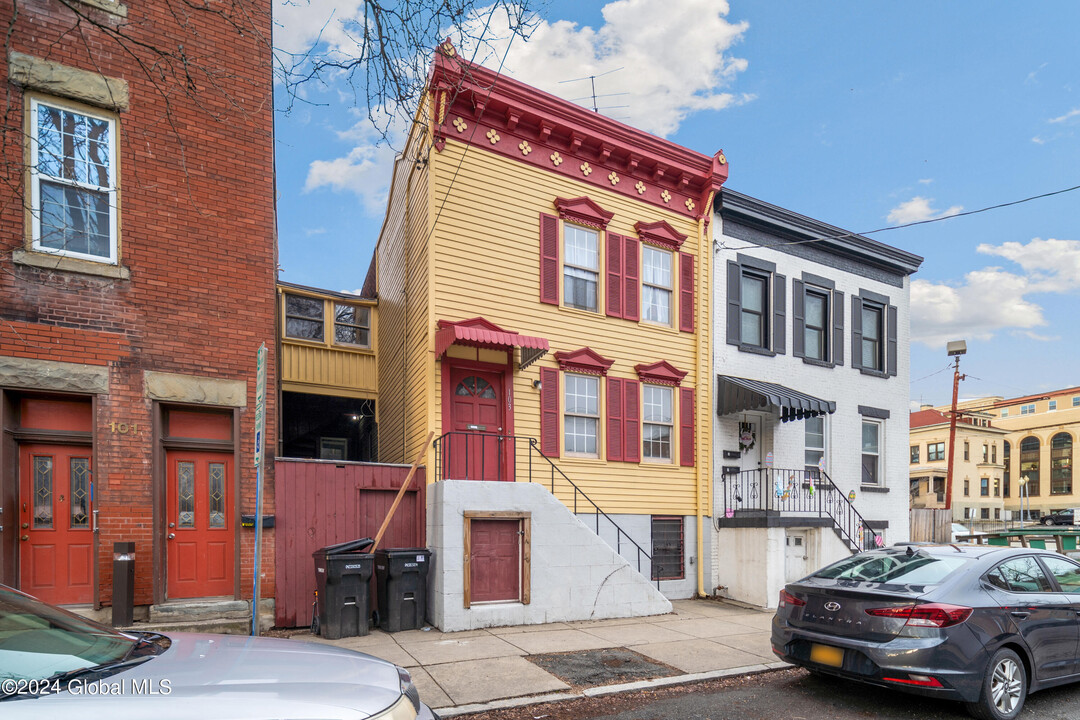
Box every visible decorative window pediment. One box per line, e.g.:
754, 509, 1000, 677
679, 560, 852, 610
634, 220, 687, 250
634, 360, 688, 386
436, 316, 511, 333
554, 347, 614, 376
554, 196, 614, 230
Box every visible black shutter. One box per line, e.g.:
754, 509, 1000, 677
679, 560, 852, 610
791, 279, 805, 358
772, 273, 786, 355
726, 261, 741, 346
887, 304, 898, 377
832, 289, 845, 366
851, 295, 863, 370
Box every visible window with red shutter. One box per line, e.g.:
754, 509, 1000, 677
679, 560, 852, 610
539, 367, 559, 457
539, 213, 559, 305
623, 236, 640, 321
606, 232, 622, 318
679, 253, 694, 333
679, 387, 695, 467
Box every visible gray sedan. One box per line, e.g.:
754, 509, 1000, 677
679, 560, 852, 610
772, 544, 1080, 720
0, 584, 438, 719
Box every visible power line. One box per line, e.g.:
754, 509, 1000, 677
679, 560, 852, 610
910, 362, 954, 385
717, 182, 1080, 253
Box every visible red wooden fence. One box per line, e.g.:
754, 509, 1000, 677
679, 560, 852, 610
274, 458, 426, 627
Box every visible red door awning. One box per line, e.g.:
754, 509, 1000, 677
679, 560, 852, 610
436, 318, 549, 370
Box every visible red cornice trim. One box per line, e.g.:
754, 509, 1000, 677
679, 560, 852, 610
437, 317, 513, 333
429, 44, 728, 221
634, 220, 687, 250
634, 360, 688, 386
555, 347, 615, 376
554, 196, 614, 230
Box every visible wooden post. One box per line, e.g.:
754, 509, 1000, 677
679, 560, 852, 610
372, 431, 434, 552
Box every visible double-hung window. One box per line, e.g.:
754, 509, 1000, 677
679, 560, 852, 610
805, 416, 826, 476
641, 246, 673, 326
861, 419, 882, 485
927, 442, 944, 461
642, 384, 674, 462
852, 290, 897, 376
285, 293, 371, 349
334, 303, 371, 348
726, 255, 784, 354
803, 289, 829, 360
563, 224, 599, 312
564, 374, 599, 456
910, 445, 920, 464
30, 98, 118, 264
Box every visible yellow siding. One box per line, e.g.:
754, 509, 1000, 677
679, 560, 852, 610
428, 138, 712, 517
375, 118, 434, 464
280, 343, 377, 397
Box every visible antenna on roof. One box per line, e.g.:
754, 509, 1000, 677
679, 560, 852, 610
558, 67, 626, 113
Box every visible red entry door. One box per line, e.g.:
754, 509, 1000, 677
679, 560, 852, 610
470, 519, 521, 603
19, 444, 94, 605
166, 450, 234, 598
447, 368, 506, 481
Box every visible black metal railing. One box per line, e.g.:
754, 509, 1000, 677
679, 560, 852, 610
720, 468, 881, 552
434, 432, 656, 584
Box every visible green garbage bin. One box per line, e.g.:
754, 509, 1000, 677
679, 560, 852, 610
374, 548, 432, 632
313, 538, 374, 639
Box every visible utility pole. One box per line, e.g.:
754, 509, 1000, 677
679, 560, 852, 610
944, 340, 967, 511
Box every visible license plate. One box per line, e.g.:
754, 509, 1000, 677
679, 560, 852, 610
810, 643, 844, 668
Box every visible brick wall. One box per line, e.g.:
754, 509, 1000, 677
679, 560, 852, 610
0, 1, 277, 607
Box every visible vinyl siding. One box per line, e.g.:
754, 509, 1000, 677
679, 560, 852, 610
428, 138, 711, 516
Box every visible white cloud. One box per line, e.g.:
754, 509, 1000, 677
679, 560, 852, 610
917, 178, 933, 185
886, 196, 963, 225
1032, 136, 1046, 145
305, 227, 327, 236
1049, 108, 1080, 124
910, 237, 1080, 348
304, 139, 397, 214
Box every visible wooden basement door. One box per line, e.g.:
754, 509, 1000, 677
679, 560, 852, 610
468, 518, 521, 604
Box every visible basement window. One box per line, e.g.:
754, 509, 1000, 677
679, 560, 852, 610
651, 516, 684, 581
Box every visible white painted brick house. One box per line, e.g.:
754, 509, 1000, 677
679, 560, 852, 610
709, 191, 923, 608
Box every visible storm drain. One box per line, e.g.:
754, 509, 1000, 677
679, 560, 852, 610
527, 647, 679, 687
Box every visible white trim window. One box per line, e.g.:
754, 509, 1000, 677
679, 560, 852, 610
860, 302, 884, 371
564, 373, 599, 456
642, 384, 674, 462
563, 224, 599, 312
803, 287, 829, 361
861, 419, 883, 485
30, 98, 118, 264
739, 269, 769, 349
641, 245, 673, 326
805, 415, 826, 476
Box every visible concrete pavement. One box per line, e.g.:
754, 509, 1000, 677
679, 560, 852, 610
293, 598, 789, 716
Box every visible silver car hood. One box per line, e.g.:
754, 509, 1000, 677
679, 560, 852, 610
6, 632, 406, 720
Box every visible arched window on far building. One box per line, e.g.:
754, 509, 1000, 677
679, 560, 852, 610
1051, 433, 1073, 496
1020, 437, 1040, 496
1003, 440, 1010, 497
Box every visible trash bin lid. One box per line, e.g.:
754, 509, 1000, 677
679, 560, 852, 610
313, 537, 374, 556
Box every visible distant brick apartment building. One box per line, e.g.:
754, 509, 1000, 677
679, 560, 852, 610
0, 0, 276, 615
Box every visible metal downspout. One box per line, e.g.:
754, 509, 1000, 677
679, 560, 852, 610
696, 190, 716, 598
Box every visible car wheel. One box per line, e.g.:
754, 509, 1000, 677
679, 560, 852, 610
966, 648, 1026, 720
1044, 517, 1056, 526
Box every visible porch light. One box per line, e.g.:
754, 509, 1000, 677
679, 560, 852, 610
532, 379, 542, 390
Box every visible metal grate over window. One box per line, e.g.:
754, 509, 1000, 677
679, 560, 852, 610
651, 516, 684, 581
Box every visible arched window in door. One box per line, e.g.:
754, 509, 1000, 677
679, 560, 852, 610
455, 376, 496, 398
1051, 433, 1073, 495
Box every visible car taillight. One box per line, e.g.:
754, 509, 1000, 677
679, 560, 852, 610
865, 603, 972, 628
883, 674, 943, 688
779, 589, 806, 608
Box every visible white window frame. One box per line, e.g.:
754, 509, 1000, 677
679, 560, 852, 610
29, 97, 119, 265
860, 302, 885, 371
1001, 408, 1009, 417
803, 286, 830, 362
641, 245, 673, 327
739, 268, 770, 349
1049, 400, 1057, 411
805, 415, 827, 475
861, 419, 883, 486
562, 223, 600, 313
1021, 404, 1035, 415
563, 373, 600, 457
642, 383, 674, 463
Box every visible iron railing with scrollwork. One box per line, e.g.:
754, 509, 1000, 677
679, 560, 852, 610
433, 431, 659, 584
719, 468, 880, 551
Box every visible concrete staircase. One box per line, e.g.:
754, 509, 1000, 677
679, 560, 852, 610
73, 598, 275, 635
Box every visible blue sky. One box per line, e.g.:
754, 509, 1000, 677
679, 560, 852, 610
273, 1, 1080, 407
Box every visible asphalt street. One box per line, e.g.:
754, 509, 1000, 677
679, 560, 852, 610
461, 668, 1080, 720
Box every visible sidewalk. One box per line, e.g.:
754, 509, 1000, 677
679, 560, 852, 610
295, 598, 789, 716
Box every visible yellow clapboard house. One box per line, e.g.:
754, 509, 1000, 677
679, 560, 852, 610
368, 42, 727, 609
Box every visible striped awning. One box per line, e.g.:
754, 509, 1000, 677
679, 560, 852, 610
435, 318, 549, 370
716, 375, 835, 422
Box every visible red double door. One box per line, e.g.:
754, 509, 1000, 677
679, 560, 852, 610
166, 450, 234, 598
19, 444, 94, 605
447, 367, 509, 481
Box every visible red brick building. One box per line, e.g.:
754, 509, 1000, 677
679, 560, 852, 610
0, 0, 277, 618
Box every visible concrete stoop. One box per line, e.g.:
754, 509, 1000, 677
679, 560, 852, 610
116, 598, 275, 635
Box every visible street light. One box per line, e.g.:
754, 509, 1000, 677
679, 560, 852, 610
944, 340, 967, 513
1018, 475, 1030, 528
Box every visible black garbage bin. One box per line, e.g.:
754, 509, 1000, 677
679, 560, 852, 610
374, 548, 432, 632
313, 538, 374, 640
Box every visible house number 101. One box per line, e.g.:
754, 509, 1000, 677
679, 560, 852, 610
109, 422, 139, 435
